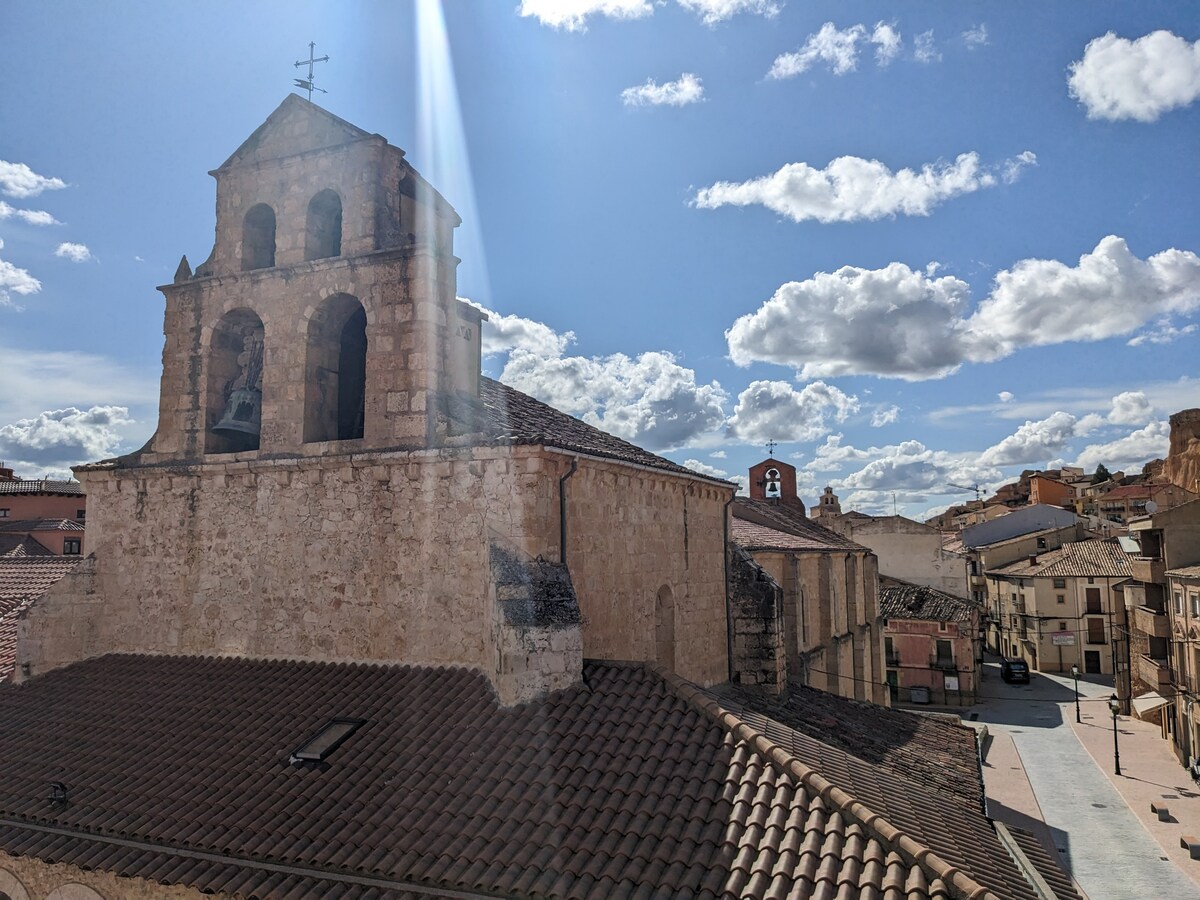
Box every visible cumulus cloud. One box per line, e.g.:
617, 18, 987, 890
694, 150, 1034, 224
464, 300, 576, 357
768, 23, 865, 78
54, 242, 91, 263
1069, 30, 1200, 122
839, 439, 1000, 494
872, 22, 902, 65
710, 450, 727, 459
1074, 420, 1171, 472
0, 406, 133, 470
0, 257, 42, 309
978, 412, 1080, 466
0, 200, 61, 226
805, 433, 874, 472
998, 391, 1014, 403
726, 261, 975, 380
1128, 319, 1198, 346
727, 235, 1200, 381
962, 25, 988, 48
677, 0, 780, 26
682, 458, 729, 479
1107, 391, 1154, 425
0, 161, 66, 199
621, 73, 704, 107
871, 405, 900, 427
502, 349, 726, 451
518, 0, 651, 30
0, 347, 159, 427
914, 30, 940, 64
726, 380, 858, 444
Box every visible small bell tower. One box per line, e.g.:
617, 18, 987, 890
810, 486, 842, 521
748, 457, 805, 514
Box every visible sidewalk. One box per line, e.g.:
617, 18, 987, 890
1072, 704, 1200, 888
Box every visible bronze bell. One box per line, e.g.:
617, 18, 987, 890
213, 387, 262, 440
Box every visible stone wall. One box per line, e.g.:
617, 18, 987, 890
727, 546, 786, 692
0, 855, 211, 899
17, 446, 731, 696
1164, 408, 1200, 494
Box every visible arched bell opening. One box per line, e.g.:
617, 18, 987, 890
205, 309, 265, 454
304, 293, 367, 443
305, 189, 343, 261
241, 203, 276, 271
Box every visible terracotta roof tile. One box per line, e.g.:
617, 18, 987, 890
986, 538, 1133, 579
0, 557, 82, 679
0, 479, 84, 496
879, 578, 980, 624
732, 498, 867, 552
0, 655, 1041, 899
0, 518, 84, 533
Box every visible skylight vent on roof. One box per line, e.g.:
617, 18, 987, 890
289, 717, 365, 765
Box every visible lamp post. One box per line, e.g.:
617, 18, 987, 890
1071, 663, 1081, 723
1109, 693, 1122, 776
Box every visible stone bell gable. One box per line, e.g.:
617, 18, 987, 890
144, 94, 482, 463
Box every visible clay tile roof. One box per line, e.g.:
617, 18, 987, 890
1097, 484, 1151, 500
0, 655, 1043, 899
731, 498, 867, 552
1168, 565, 1200, 579
0, 518, 84, 534
0, 479, 84, 496
464, 377, 734, 486
0, 535, 55, 558
986, 539, 1133, 579
0, 557, 81, 679
879, 578, 980, 625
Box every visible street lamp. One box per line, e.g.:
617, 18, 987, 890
1071, 663, 1081, 723
1109, 693, 1122, 776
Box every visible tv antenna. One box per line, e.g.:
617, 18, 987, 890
294, 41, 329, 101
947, 482, 984, 502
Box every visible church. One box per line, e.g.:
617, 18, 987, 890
0, 97, 1077, 899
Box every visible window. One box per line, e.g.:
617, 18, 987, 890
1057, 594, 1066, 605
885, 637, 899, 666
1192, 592, 1200, 618
1086, 617, 1106, 644
935, 639, 953, 667
75, 509, 85, 521
289, 717, 365, 764
938, 621, 949, 632
1037, 536, 1047, 549
1058, 621, 1067, 631
241, 203, 276, 270
63, 538, 81, 555
1085, 588, 1102, 614
1177, 591, 1185, 615
305, 189, 343, 261
0, 508, 8, 518
1053, 578, 1066, 589
1088, 577, 1095, 584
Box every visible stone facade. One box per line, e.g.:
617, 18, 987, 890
1, 855, 211, 899
727, 546, 787, 692
831, 513, 969, 599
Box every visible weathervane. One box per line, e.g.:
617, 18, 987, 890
766, 439, 777, 457
293, 41, 329, 101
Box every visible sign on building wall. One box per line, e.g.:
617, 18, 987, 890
945, 675, 960, 692
1052, 631, 1075, 646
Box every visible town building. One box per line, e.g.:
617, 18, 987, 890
1095, 481, 1197, 527
0, 471, 86, 525
879, 577, 982, 706
0, 557, 81, 681
1166, 565, 1200, 767
0, 96, 1074, 899
984, 539, 1131, 678
829, 512, 969, 600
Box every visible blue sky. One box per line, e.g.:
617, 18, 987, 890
1, 0, 1198, 518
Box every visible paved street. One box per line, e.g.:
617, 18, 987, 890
969, 657, 1200, 900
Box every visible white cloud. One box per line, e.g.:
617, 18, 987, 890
1128, 319, 1198, 346
998, 391, 1014, 403
871, 22, 902, 66
728, 236, 1200, 381
694, 150, 1034, 224
871, 405, 900, 427
962, 24, 988, 48
0, 346, 159, 426
768, 23, 867, 78
54, 242, 91, 263
1074, 421, 1171, 472
0, 405, 133, 470
464, 300, 576, 357
978, 412, 1080, 467
621, 73, 705, 107
518, 0, 651, 30
726, 380, 858, 444
726, 261, 975, 380
805, 433, 874, 472
677, 0, 780, 26
710, 450, 727, 459
501, 348, 726, 451
839, 438, 1000, 494
682, 457, 729, 479
0, 161, 66, 199
0, 201, 61, 226
0, 258, 42, 309
1069, 31, 1200, 122
914, 30, 941, 64
1107, 391, 1154, 425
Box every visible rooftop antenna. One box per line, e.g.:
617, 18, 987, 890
293, 41, 329, 101
765, 439, 777, 458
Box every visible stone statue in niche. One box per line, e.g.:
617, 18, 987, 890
213, 326, 264, 446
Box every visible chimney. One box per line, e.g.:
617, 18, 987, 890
1028, 554, 1037, 565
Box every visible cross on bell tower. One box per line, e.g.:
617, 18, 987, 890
293, 41, 330, 101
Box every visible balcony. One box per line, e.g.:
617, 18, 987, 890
1132, 556, 1166, 585
1137, 654, 1172, 690
886, 653, 901, 667
1134, 605, 1170, 639
930, 657, 957, 671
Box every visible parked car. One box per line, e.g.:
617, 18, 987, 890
1001, 658, 1030, 684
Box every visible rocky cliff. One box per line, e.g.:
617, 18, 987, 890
1164, 408, 1200, 493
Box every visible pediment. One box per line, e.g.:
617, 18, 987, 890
216, 94, 378, 170
1174, 619, 1186, 637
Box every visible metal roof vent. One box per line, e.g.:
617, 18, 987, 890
289, 717, 365, 765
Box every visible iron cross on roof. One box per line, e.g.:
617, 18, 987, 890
293, 41, 329, 101
766, 440, 777, 457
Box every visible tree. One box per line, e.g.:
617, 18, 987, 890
1092, 463, 1112, 484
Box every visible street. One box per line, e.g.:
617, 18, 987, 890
969, 657, 1200, 900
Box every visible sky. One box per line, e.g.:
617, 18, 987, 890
1, 0, 1198, 519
